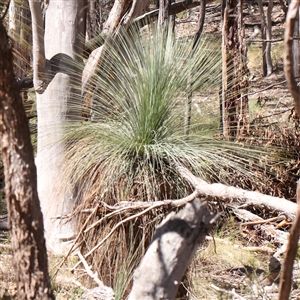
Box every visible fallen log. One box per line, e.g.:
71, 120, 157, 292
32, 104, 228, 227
128, 198, 218, 300
178, 166, 297, 220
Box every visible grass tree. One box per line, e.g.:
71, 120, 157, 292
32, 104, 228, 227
59, 26, 265, 294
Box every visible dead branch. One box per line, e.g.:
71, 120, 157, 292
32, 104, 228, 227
128, 198, 219, 300
84, 190, 199, 233
240, 215, 285, 227
178, 166, 297, 220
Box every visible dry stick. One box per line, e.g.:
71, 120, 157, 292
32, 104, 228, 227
85, 190, 199, 233
84, 205, 135, 233
244, 80, 287, 97
77, 251, 104, 287
240, 215, 285, 227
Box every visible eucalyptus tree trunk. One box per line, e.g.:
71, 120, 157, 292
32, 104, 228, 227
258, 0, 273, 76
0, 19, 54, 300
221, 0, 249, 140
30, 0, 86, 254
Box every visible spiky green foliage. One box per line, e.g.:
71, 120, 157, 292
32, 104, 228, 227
63, 27, 263, 205
59, 26, 270, 292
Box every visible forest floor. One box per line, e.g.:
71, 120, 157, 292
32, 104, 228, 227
1, 2, 299, 300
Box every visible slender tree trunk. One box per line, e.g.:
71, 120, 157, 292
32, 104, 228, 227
265, 0, 274, 76
221, 0, 249, 140
293, 5, 300, 79
258, 0, 268, 76
0, 20, 54, 300
30, 0, 86, 254
184, 0, 207, 137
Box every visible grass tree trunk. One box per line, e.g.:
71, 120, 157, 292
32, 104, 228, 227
0, 19, 54, 300
221, 0, 249, 140
30, 0, 86, 254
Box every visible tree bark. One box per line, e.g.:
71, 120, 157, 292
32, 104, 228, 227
128, 198, 218, 300
158, 0, 171, 28
258, 0, 267, 76
221, 0, 249, 139
284, 0, 300, 117
265, 0, 274, 76
0, 19, 54, 300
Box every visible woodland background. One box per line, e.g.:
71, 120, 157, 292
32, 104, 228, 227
1, 0, 300, 299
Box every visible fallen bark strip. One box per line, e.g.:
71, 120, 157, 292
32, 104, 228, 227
128, 198, 218, 300
178, 166, 297, 220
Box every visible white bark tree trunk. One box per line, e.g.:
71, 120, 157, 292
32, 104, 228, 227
34, 0, 86, 254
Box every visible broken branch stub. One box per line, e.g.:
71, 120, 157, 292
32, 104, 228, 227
128, 198, 218, 300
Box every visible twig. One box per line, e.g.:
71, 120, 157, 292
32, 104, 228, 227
84, 190, 199, 233
240, 215, 285, 226
71, 190, 199, 272
248, 38, 284, 43
246, 80, 287, 97
82, 191, 199, 261
77, 251, 104, 287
